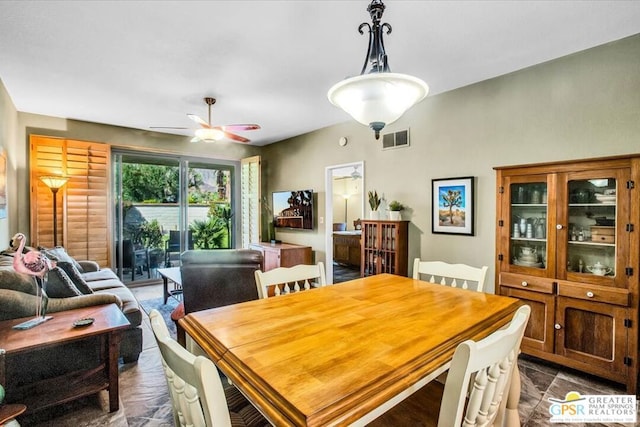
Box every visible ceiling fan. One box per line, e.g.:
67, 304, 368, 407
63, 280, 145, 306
151, 97, 260, 143
335, 166, 362, 180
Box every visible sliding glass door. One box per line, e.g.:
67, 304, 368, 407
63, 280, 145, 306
113, 151, 236, 284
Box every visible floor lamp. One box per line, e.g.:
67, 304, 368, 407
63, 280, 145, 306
343, 194, 351, 223
40, 176, 69, 247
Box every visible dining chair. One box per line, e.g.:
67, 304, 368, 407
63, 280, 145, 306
149, 310, 268, 427
412, 259, 488, 292
367, 304, 531, 427
254, 262, 326, 299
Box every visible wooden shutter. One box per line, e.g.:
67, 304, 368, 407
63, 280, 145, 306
241, 155, 261, 248
30, 135, 111, 267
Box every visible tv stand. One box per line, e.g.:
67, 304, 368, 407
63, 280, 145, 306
249, 242, 312, 272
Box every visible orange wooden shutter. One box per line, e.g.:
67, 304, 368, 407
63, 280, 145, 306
30, 135, 111, 267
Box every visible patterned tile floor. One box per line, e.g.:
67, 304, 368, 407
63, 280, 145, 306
21, 281, 635, 426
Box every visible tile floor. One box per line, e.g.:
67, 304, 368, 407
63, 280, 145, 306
20, 281, 636, 426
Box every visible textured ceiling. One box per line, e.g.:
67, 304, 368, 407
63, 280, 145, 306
1, 1, 640, 146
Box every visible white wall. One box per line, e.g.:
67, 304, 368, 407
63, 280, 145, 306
262, 34, 640, 292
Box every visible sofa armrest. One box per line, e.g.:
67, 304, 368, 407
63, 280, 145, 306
0, 289, 122, 321
77, 260, 100, 272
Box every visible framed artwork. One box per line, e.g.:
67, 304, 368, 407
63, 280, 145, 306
432, 176, 475, 236
0, 151, 6, 219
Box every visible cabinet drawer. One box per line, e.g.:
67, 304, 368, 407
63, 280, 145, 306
500, 273, 555, 294
557, 281, 630, 307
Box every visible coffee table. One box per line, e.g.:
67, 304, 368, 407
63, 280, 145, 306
0, 303, 130, 414
158, 266, 182, 304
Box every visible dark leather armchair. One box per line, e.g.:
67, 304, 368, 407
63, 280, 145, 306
172, 249, 263, 345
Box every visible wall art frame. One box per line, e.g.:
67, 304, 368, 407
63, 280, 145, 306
432, 176, 475, 236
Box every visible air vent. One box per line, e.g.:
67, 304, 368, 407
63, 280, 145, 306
382, 129, 410, 150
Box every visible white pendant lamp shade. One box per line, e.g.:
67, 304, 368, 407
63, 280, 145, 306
328, 72, 429, 132
327, 0, 429, 139
194, 127, 225, 142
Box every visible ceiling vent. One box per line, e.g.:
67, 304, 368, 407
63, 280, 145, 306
382, 129, 410, 150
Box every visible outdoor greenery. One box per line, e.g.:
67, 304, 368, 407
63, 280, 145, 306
122, 164, 228, 204
190, 217, 227, 249
121, 163, 234, 252
138, 219, 163, 249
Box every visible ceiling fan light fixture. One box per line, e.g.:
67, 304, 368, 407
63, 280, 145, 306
327, 0, 429, 139
194, 127, 225, 142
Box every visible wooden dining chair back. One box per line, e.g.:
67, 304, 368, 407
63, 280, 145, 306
255, 262, 326, 299
368, 305, 530, 427
149, 309, 232, 427
412, 259, 488, 292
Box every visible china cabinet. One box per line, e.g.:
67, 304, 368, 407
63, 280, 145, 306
495, 156, 640, 393
361, 220, 408, 277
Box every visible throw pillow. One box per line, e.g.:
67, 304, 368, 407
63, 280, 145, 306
0, 265, 38, 295
56, 261, 94, 295
46, 267, 84, 298
40, 246, 85, 273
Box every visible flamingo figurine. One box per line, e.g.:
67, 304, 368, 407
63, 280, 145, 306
11, 233, 56, 326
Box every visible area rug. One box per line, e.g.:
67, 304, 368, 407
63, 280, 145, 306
139, 297, 179, 339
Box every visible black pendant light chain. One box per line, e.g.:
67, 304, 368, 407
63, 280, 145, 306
359, 0, 392, 75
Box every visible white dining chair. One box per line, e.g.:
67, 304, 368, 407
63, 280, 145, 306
367, 304, 531, 427
149, 310, 268, 427
412, 259, 488, 292
254, 262, 326, 299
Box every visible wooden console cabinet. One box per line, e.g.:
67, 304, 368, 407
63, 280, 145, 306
333, 232, 361, 268
249, 242, 312, 271
495, 155, 640, 393
361, 220, 408, 277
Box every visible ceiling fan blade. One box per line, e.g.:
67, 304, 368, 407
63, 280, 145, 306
150, 126, 190, 129
187, 114, 211, 128
222, 131, 250, 143
221, 124, 261, 132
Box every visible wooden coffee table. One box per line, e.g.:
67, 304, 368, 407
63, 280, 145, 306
0, 303, 130, 414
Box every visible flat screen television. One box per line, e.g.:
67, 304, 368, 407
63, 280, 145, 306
272, 189, 314, 230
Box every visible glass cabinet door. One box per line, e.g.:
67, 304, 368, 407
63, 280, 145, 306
562, 171, 628, 285
508, 180, 549, 272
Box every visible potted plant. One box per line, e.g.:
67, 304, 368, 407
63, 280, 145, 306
388, 200, 405, 220
368, 190, 381, 219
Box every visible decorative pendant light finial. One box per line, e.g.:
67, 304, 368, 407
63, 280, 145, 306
327, 0, 429, 139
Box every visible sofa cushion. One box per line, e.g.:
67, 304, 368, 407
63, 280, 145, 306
82, 268, 119, 283
0, 266, 37, 295
41, 246, 85, 273
56, 261, 94, 295
46, 266, 84, 298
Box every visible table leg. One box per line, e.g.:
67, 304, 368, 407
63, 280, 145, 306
106, 331, 122, 412
163, 276, 169, 304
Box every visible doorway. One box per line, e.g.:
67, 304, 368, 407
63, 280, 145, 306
324, 161, 364, 284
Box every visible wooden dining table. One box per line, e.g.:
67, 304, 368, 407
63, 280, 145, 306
180, 274, 522, 427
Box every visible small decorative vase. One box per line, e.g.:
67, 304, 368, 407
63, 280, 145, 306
389, 211, 401, 220
369, 211, 380, 220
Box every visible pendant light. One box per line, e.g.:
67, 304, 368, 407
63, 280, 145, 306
327, 0, 429, 139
